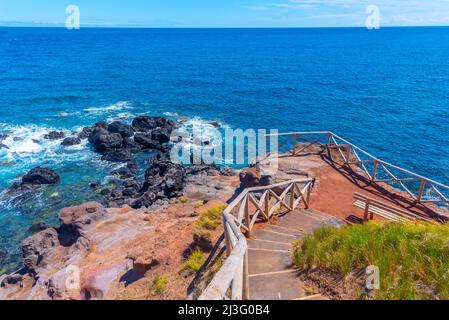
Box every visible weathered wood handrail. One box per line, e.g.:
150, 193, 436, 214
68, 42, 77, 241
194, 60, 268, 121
264, 131, 449, 207
353, 192, 436, 223
199, 178, 314, 300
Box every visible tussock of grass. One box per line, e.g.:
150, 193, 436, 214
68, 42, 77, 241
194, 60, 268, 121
192, 203, 227, 240
194, 201, 205, 209
179, 196, 190, 203
293, 222, 449, 300
184, 249, 205, 272
152, 274, 169, 295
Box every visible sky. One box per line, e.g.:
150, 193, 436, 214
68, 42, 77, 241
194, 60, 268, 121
0, 0, 449, 28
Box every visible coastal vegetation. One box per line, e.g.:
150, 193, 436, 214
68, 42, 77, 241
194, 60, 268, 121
184, 249, 205, 273
293, 222, 449, 300
192, 203, 228, 242
152, 274, 169, 295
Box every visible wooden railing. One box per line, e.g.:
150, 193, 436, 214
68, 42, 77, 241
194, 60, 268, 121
199, 179, 314, 300
353, 192, 436, 224
264, 131, 449, 207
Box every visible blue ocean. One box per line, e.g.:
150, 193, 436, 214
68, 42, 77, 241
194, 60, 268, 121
1, 27, 449, 273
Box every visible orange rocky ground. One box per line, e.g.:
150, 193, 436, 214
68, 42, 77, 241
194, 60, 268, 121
0, 173, 239, 300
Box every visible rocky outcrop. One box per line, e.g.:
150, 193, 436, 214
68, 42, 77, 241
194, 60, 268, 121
18, 202, 107, 281
44, 131, 65, 140
8, 167, 60, 194
28, 222, 50, 233
107, 121, 134, 138
21, 228, 60, 277
239, 167, 261, 188
77, 127, 94, 140
88, 128, 123, 152
59, 202, 107, 229
0, 274, 23, 289
133, 133, 161, 149
131, 116, 175, 133
58, 202, 107, 249
130, 160, 187, 209
101, 149, 132, 163
22, 167, 60, 185
239, 166, 274, 188
61, 137, 81, 146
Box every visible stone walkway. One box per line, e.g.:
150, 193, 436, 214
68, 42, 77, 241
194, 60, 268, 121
247, 208, 344, 300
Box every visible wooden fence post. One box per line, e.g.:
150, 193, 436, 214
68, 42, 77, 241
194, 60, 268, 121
265, 191, 270, 219
306, 183, 311, 209
290, 183, 295, 209
364, 199, 371, 221
371, 160, 379, 183
242, 249, 250, 300
223, 216, 232, 256
244, 196, 251, 238
417, 179, 426, 203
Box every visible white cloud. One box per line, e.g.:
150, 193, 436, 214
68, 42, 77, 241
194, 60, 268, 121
270, 0, 449, 26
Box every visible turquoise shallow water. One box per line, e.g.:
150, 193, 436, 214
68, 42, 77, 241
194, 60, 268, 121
1, 27, 449, 272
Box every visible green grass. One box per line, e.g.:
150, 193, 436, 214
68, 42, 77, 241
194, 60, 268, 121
184, 249, 205, 272
152, 274, 169, 295
293, 222, 449, 300
192, 203, 227, 240
179, 196, 191, 203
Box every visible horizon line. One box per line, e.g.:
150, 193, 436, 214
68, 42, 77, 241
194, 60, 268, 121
1, 25, 449, 29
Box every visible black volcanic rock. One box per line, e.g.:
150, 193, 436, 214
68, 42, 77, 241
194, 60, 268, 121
7, 167, 60, 197
78, 126, 94, 140
111, 166, 136, 179
151, 127, 171, 143
101, 149, 132, 163
107, 121, 134, 138
28, 222, 50, 233
142, 160, 186, 197
44, 131, 65, 140
88, 128, 123, 152
61, 137, 81, 146
132, 116, 175, 133
94, 121, 108, 129
134, 133, 161, 149
22, 167, 60, 186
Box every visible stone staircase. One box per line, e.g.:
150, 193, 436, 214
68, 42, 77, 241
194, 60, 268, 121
247, 208, 345, 300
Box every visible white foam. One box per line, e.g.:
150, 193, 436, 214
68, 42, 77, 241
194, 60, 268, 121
106, 112, 136, 123
163, 112, 179, 117
0, 123, 95, 178
84, 101, 132, 114
176, 117, 226, 151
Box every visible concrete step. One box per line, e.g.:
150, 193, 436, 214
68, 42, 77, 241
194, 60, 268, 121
248, 239, 292, 251
249, 271, 306, 300
248, 249, 293, 275
252, 229, 298, 244
265, 224, 303, 237
277, 211, 324, 233
301, 209, 334, 221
